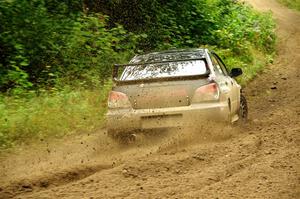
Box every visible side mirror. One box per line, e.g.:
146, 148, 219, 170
230, 68, 243, 77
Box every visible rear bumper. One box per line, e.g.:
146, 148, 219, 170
106, 102, 230, 133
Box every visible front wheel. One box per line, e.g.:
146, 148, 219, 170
238, 94, 248, 122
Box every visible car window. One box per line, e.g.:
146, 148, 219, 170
120, 60, 208, 81
213, 54, 229, 76
209, 54, 224, 75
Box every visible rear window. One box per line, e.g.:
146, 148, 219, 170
120, 60, 208, 81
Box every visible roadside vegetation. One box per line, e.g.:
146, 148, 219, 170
0, 0, 276, 149
277, 0, 300, 11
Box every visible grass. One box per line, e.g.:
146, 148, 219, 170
0, 82, 112, 149
277, 0, 300, 11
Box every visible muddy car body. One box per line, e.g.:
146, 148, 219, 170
106, 48, 247, 136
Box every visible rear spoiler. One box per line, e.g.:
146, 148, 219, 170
112, 58, 209, 84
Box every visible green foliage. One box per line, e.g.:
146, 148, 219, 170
277, 0, 300, 11
0, 0, 276, 92
0, 0, 75, 90
92, 0, 276, 54
0, 0, 137, 91
208, 2, 276, 54
54, 14, 139, 88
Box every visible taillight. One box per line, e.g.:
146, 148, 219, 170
108, 91, 131, 109
192, 83, 220, 103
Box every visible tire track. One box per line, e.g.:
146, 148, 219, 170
0, 163, 112, 198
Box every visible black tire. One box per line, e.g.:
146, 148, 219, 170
238, 94, 248, 122
107, 130, 136, 144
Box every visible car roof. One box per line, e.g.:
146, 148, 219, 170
130, 48, 207, 64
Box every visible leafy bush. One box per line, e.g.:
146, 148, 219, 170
0, 0, 138, 92
0, 0, 276, 92
0, 0, 76, 90
90, 0, 276, 53
209, 2, 276, 54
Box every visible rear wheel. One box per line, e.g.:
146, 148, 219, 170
107, 130, 136, 144
238, 94, 248, 122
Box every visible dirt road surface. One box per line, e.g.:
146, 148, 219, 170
0, 0, 299, 198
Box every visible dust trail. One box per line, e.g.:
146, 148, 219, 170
154, 121, 242, 153
116, 118, 243, 155
1, 120, 244, 198
0, 119, 243, 198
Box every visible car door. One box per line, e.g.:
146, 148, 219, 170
212, 52, 241, 114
